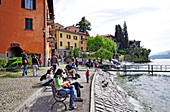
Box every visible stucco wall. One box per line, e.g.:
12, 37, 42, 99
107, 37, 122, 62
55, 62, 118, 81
0, 0, 45, 55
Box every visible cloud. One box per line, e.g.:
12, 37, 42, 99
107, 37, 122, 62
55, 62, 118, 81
54, 0, 170, 55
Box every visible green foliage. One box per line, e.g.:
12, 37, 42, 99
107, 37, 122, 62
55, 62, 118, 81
68, 50, 74, 58
87, 35, 116, 52
118, 49, 127, 54
6, 57, 22, 67
5, 67, 21, 72
87, 35, 116, 62
73, 48, 80, 58
68, 48, 81, 58
82, 51, 88, 58
0, 58, 7, 68
3, 73, 20, 78
90, 48, 112, 63
76, 16, 91, 35
125, 47, 151, 62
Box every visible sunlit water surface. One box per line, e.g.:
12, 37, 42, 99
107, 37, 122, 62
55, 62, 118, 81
110, 59, 170, 112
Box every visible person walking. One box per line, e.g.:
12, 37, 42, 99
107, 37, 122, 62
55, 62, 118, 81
22, 53, 29, 76
32, 54, 39, 76
38, 57, 42, 68
51, 54, 59, 73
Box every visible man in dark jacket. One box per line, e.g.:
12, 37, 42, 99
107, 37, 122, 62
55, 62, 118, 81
51, 54, 59, 73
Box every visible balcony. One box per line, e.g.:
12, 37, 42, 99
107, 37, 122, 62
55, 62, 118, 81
49, 28, 55, 36
65, 46, 73, 50
47, 19, 54, 25
47, 37, 54, 42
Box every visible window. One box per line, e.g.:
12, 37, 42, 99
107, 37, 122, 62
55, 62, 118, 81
21, 0, 36, 10
81, 41, 83, 44
60, 41, 62, 46
0, 0, 1, 5
73, 36, 77, 40
66, 34, 71, 39
25, 18, 33, 30
60, 33, 62, 38
74, 43, 77, 48
68, 42, 70, 46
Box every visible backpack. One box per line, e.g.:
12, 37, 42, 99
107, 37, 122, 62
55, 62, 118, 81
86, 71, 90, 76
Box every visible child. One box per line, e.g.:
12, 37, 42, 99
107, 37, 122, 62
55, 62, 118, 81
85, 68, 90, 83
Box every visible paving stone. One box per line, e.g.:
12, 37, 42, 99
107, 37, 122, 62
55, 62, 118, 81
95, 103, 104, 109
105, 106, 114, 112
96, 106, 105, 112
94, 70, 136, 112
95, 100, 104, 105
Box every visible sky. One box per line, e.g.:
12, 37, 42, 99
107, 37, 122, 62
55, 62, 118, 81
54, 0, 170, 55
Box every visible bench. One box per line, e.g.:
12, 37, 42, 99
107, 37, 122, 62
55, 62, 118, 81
50, 83, 69, 111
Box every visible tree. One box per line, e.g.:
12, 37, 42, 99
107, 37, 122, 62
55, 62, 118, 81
95, 48, 113, 62
68, 50, 74, 58
123, 21, 129, 48
115, 22, 129, 50
73, 48, 80, 58
87, 35, 116, 52
86, 35, 116, 63
82, 51, 88, 58
76, 16, 91, 35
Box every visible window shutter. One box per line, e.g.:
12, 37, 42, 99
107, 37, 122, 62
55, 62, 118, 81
33, 0, 36, 10
21, 0, 25, 8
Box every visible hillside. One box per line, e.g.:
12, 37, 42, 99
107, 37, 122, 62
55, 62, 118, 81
150, 50, 170, 59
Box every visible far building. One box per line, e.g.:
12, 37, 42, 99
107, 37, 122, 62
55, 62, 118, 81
129, 40, 141, 48
55, 23, 88, 57
102, 34, 115, 41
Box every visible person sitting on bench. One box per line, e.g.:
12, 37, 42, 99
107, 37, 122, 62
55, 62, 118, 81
54, 69, 83, 110
40, 67, 54, 86
61, 69, 83, 98
65, 64, 77, 79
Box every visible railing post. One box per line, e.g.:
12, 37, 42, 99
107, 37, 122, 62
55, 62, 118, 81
151, 65, 153, 75
124, 65, 127, 72
165, 65, 167, 71
148, 65, 150, 74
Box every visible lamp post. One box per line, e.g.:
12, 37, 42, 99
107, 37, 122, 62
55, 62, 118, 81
42, 28, 46, 67
43, 0, 47, 67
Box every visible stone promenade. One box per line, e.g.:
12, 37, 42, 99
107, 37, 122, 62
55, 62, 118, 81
91, 69, 143, 112
1, 63, 143, 112
26, 70, 94, 112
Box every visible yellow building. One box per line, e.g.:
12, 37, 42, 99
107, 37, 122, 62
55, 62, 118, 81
55, 23, 82, 56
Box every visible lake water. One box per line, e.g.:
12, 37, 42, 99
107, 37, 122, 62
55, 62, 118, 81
110, 59, 170, 112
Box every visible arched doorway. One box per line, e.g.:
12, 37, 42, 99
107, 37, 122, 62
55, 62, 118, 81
7, 47, 23, 58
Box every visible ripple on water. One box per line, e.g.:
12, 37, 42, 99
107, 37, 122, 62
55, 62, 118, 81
113, 73, 170, 112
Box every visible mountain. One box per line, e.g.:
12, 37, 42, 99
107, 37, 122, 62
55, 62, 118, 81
150, 50, 170, 59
